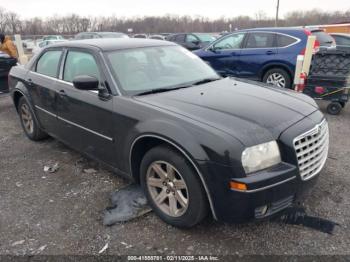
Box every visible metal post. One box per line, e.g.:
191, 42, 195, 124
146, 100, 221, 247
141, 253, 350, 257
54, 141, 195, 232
275, 0, 280, 27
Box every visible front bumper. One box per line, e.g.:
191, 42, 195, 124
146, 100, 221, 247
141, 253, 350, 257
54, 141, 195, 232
198, 110, 326, 223
199, 161, 319, 223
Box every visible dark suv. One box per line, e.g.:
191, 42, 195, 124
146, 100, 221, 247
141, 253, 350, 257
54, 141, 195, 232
167, 33, 216, 50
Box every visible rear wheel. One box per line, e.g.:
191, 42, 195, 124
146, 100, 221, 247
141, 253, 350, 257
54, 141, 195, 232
18, 97, 48, 141
263, 68, 292, 89
327, 102, 342, 115
140, 145, 208, 228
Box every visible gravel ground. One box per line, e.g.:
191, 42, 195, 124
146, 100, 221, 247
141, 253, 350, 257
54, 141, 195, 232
0, 93, 349, 256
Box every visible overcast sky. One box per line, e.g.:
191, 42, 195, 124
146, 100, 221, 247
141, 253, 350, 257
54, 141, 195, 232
3, 0, 349, 19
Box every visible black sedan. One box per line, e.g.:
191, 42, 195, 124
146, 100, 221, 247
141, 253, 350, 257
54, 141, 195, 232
9, 39, 329, 227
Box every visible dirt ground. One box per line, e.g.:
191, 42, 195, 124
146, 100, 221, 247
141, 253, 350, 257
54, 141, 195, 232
0, 93, 349, 256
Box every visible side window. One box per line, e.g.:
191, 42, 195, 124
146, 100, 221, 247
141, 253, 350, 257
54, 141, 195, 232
246, 33, 275, 48
214, 33, 245, 50
36, 50, 62, 78
186, 34, 198, 43
335, 36, 350, 46
277, 34, 298, 47
63, 51, 100, 83
175, 34, 185, 42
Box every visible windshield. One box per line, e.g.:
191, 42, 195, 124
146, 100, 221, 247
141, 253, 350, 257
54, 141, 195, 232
106, 46, 219, 95
195, 34, 216, 42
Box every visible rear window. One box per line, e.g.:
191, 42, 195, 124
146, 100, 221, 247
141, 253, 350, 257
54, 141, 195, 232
36, 50, 62, 78
277, 34, 298, 47
312, 30, 334, 46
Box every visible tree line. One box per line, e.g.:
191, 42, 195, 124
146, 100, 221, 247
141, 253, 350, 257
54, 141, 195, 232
0, 6, 349, 36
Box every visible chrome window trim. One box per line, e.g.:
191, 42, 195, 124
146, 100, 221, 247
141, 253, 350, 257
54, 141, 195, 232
34, 105, 114, 142
129, 134, 218, 220
206, 31, 301, 51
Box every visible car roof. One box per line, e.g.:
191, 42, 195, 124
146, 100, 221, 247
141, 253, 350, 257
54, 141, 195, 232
237, 27, 306, 33
330, 33, 350, 37
49, 38, 176, 51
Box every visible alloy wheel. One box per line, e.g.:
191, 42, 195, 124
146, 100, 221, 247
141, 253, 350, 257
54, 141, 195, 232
266, 73, 286, 88
20, 103, 34, 134
146, 161, 189, 217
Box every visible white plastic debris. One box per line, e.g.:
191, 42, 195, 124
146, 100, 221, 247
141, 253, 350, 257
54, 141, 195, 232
83, 168, 97, 174
36, 245, 47, 253
44, 163, 59, 173
11, 240, 25, 246
98, 243, 109, 254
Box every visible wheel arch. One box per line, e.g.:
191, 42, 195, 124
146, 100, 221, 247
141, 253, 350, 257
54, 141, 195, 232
13, 90, 24, 111
129, 134, 218, 220
260, 63, 294, 82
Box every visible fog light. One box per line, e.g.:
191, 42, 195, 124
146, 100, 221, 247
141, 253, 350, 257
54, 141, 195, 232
255, 205, 269, 218
229, 181, 247, 191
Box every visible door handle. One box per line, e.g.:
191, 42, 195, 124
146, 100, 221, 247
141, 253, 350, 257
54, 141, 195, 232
58, 90, 67, 97
266, 50, 275, 55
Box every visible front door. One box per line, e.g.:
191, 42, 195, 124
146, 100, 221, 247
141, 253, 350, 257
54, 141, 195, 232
200, 33, 245, 76
55, 49, 116, 165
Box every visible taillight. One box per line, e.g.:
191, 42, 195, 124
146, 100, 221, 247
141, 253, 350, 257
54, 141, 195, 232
313, 40, 320, 54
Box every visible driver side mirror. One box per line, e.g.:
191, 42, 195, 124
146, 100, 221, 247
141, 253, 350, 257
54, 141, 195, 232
208, 45, 217, 52
73, 75, 99, 91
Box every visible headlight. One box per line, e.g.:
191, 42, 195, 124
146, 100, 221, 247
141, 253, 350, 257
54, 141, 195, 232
241, 141, 281, 174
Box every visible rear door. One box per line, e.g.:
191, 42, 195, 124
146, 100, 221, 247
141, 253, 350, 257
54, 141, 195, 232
202, 32, 245, 76
55, 48, 116, 164
26, 49, 63, 133
239, 32, 277, 79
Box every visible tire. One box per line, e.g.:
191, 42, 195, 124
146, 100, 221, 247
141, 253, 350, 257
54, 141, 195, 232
140, 145, 208, 228
18, 97, 48, 141
263, 68, 292, 89
327, 102, 342, 115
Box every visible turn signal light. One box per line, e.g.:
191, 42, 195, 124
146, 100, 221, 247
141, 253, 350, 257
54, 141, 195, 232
229, 181, 247, 191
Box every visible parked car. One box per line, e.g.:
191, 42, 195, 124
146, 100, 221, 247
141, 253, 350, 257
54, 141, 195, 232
194, 28, 322, 88
32, 39, 68, 55
42, 35, 65, 41
0, 52, 17, 93
305, 27, 336, 49
166, 33, 217, 50
75, 32, 129, 40
330, 33, 350, 51
9, 39, 328, 227
133, 34, 148, 39
149, 35, 165, 40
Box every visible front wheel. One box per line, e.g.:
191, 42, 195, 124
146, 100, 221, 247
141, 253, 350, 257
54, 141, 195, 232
263, 68, 292, 89
140, 145, 208, 228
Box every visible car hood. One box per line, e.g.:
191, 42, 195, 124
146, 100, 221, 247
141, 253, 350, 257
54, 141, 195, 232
134, 78, 318, 146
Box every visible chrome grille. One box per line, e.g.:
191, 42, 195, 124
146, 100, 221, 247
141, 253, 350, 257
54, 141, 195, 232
293, 119, 329, 181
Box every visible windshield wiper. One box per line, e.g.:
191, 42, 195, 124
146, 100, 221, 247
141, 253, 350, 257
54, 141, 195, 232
135, 78, 221, 96
136, 86, 190, 96
191, 77, 221, 86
